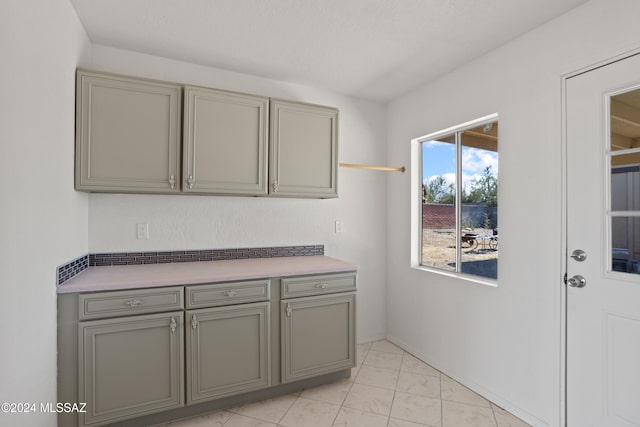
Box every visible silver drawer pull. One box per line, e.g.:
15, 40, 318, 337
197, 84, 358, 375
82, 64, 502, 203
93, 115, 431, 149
169, 317, 177, 334
315, 283, 328, 289
222, 290, 238, 297
123, 299, 143, 307
285, 303, 292, 317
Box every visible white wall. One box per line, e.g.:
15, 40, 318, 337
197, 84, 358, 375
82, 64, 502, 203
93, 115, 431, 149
0, 1, 90, 426
385, 0, 640, 425
85, 45, 389, 343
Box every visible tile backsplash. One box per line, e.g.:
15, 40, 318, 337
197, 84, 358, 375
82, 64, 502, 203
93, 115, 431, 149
56, 245, 324, 286
56, 254, 89, 286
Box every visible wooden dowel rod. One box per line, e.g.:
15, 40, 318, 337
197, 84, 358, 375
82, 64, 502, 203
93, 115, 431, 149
339, 163, 405, 173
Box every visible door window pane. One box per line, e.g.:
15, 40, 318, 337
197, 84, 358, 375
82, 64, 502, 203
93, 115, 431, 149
611, 162, 640, 211
610, 90, 640, 151
609, 88, 640, 275
611, 216, 640, 274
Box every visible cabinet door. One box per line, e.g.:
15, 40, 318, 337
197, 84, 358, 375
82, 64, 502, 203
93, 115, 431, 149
79, 312, 184, 426
183, 86, 269, 195
281, 292, 355, 383
269, 99, 338, 198
75, 70, 182, 193
187, 302, 270, 404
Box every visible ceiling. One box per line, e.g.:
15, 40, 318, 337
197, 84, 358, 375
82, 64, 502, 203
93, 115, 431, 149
69, 0, 589, 102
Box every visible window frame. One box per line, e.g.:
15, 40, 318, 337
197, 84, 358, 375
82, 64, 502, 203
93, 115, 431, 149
410, 113, 499, 286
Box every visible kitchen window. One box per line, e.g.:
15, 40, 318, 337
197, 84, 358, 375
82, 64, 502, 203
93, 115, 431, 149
411, 114, 499, 282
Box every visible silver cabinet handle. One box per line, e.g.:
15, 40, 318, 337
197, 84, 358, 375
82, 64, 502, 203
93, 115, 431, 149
123, 299, 143, 307
169, 316, 177, 333
187, 175, 194, 189
169, 174, 176, 189
315, 283, 328, 289
191, 314, 198, 329
222, 290, 238, 297
272, 180, 279, 193
285, 303, 292, 317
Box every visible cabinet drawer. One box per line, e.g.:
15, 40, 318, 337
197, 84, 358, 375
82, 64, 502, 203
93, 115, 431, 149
281, 273, 357, 298
186, 280, 270, 309
78, 287, 184, 320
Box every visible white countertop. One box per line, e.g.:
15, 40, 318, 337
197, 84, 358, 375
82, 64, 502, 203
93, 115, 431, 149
57, 255, 358, 294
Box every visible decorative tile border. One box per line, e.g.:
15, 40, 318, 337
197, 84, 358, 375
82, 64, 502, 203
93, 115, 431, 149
89, 245, 324, 266
57, 245, 324, 286
57, 254, 89, 286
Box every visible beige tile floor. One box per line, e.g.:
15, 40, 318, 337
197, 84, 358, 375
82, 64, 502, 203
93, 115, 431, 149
156, 340, 530, 427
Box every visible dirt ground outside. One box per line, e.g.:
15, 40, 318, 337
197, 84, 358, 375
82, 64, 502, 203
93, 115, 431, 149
421, 228, 498, 279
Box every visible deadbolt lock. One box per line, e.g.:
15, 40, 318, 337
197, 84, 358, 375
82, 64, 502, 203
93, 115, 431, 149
570, 249, 587, 262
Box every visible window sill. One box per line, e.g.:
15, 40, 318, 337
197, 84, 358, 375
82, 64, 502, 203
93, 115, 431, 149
411, 264, 498, 287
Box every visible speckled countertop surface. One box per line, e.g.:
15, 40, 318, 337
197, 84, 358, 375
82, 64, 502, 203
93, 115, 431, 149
57, 255, 358, 294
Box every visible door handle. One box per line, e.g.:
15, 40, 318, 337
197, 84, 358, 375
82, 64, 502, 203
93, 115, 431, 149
567, 274, 586, 288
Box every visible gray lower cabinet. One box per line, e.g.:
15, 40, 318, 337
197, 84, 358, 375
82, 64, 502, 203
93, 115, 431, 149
186, 302, 270, 403
183, 86, 269, 195
60, 271, 355, 427
281, 292, 356, 383
78, 311, 184, 426
75, 70, 182, 193
269, 99, 339, 198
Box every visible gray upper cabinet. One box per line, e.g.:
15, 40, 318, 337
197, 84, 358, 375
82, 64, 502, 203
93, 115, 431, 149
75, 70, 339, 198
75, 70, 182, 193
269, 99, 339, 198
183, 86, 269, 195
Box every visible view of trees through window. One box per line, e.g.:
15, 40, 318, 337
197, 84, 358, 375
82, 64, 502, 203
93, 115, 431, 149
420, 120, 498, 280
424, 165, 497, 208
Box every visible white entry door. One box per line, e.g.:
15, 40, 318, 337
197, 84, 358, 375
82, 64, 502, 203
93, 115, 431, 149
566, 52, 640, 427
